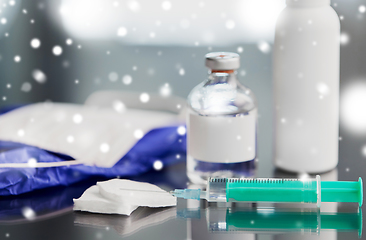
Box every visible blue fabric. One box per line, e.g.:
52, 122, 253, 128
0, 107, 186, 196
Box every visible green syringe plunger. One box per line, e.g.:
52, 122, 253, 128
171, 176, 363, 207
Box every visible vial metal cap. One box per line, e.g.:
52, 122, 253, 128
205, 52, 240, 70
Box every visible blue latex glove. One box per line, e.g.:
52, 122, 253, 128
0, 126, 186, 196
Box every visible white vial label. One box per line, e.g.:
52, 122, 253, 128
188, 109, 257, 163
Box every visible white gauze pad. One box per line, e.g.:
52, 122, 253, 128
97, 179, 177, 208
73, 186, 138, 215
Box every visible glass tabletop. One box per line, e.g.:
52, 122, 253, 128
0, 159, 364, 240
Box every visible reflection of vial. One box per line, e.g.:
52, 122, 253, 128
187, 52, 257, 184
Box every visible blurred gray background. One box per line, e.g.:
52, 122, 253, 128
1, 0, 365, 179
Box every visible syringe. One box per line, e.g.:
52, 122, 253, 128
171, 176, 363, 207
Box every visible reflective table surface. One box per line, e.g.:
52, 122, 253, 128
0, 160, 364, 240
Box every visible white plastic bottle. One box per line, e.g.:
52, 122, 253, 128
187, 52, 257, 184
273, 0, 340, 173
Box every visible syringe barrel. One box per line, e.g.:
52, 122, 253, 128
206, 177, 362, 207
207, 177, 320, 205
227, 178, 319, 204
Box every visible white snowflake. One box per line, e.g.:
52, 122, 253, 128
27, 158, 37, 167
179, 68, 185, 76
52, 46, 63, 56
66, 135, 74, 143
17, 129, 25, 137
66, 38, 73, 45
299, 172, 310, 180
177, 126, 186, 135
14, 55, 21, 62
153, 160, 163, 170
225, 19, 235, 29
159, 83, 172, 97
362, 145, 366, 157
147, 68, 155, 75
100, 143, 110, 153
140, 92, 150, 103
73, 114, 83, 124
359, 5, 366, 13
21, 82, 32, 92
22, 207, 36, 220
134, 129, 144, 139
112, 100, 126, 113
161, 1, 172, 11
257, 41, 271, 53
63, 60, 70, 68
122, 75, 132, 85
117, 27, 128, 37
127, 0, 140, 12
340, 32, 350, 45
108, 72, 119, 82
30, 38, 41, 49
32, 69, 47, 84
316, 82, 330, 96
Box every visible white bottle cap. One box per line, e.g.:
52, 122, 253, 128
205, 52, 240, 70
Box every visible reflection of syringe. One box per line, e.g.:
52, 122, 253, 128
177, 207, 363, 237
171, 176, 363, 207
208, 208, 363, 237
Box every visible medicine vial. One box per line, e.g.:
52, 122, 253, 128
187, 52, 257, 184
273, 0, 340, 173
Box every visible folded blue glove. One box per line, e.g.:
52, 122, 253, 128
0, 126, 186, 196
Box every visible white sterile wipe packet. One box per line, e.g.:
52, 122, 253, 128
97, 179, 177, 207
73, 186, 138, 215
0, 102, 180, 167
